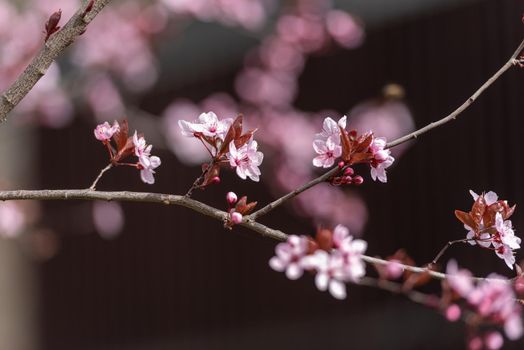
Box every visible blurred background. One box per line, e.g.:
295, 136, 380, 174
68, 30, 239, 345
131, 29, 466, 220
1, 0, 524, 349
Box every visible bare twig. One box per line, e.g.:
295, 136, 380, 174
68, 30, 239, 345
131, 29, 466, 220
428, 238, 473, 268
0, 189, 504, 283
386, 39, 524, 148
89, 163, 112, 190
0, 0, 113, 123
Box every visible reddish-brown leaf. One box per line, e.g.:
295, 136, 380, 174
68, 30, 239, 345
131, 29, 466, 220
235, 196, 248, 213
350, 152, 372, 164
113, 119, 129, 152
234, 128, 258, 148
113, 137, 134, 162
242, 201, 257, 215
471, 195, 486, 226
339, 126, 352, 161
315, 228, 333, 251
455, 210, 476, 230
218, 115, 243, 157
354, 133, 373, 153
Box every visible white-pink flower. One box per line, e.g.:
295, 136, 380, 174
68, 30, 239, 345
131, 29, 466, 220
302, 250, 348, 299
469, 190, 498, 205
495, 213, 521, 250
133, 131, 161, 184
227, 139, 264, 182
94, 121, 119, 142
269, 235, 309, 280
178, 111, 233, 140
370, 156, 394, 183
312, 138, 342, 168
446, 259, 474, 297
494, 244, 516, 270
139, 155, 161, 184
315, 116, 347, 145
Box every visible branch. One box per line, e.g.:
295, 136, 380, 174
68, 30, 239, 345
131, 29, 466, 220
386, 38, 524, 148
248, 38, 524, 220
0, 189, 501, 283
0, 0, 113, 123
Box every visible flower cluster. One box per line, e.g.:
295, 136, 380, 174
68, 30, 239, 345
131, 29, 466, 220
455, 191, 520, 269
269, 225, 367, 300
179, 112, 264, 186
445, 260, 523, 348
94, 119, 161, 184
312, 116, 395, 183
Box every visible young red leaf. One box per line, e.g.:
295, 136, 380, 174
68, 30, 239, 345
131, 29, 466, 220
315, 228, 333, 251
455, 210, 476, 230
218, 115, 243, 157
339, 126, 352, 162
202, 163, 221, 187
354, 133, 373, 153
113, 137, 134, 162
113, 119, 129, 152
470, 195, 486, 226
234, 128, 258, 148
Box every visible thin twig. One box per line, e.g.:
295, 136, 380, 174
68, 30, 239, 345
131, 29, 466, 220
185, 160, 213, 197
386, 39, 524, 148
0, 189, 504, 283
428, 238, 472, 268
89, 163, 112, 190
248, 38, 524, 221
0, 0, 113, 123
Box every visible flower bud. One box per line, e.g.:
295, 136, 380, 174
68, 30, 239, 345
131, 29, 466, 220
342, 176, 352, 184
484, 332, 503, 350
338, 161, 345, 169
343, 167, 354, 176
231, 212, 243, 224
212, 176, 221, 184
226, 192, 238, 205
353, 176, 364, 185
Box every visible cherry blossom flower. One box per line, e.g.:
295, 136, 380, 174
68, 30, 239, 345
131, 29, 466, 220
315, 116, 347, 145
227, 139, 264, 182
302, 250, 348, 299
369, 136, 395, 183
494, 244, 516, 270
133, 132, 161, 184
178, 111, 233, 140
494, 213, 521, 250
269, 235, 309, 280
312, 138, 342, 168
94, 121, 119, 142
446, 259, 474, 297
139, 155, 161, 184
370, 156, 394, 183
470, 190, 498, 205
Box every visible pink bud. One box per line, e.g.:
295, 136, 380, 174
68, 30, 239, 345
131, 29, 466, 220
338, 161, 345, 169
226, 192, 238, 205
385, 259, 403, 279
342, 176, 352, 184
484, 332, 503, 350
212, 176, 221, 184
231, 212, 243, 224
353, 176, 364, 185
445, 304, 461, 322
343, 167, 354, 176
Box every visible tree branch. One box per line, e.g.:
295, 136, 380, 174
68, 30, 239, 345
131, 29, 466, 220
248, 38, 524, 221
0, 0, 113, 123
0, 189, 503, 283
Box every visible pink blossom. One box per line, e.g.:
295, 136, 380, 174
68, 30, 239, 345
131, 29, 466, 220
133, 132, 161, 184
178, 111, 233, 140
315, 116, 347, 145
227, 139, 264, 182
139, 156, 161, 184
469, 190, 498, 205
494, 244, 516, 270
446, 259, 474, 297
94, 121, 120, 142
0, 202, 25, 238
385, 259, 404, 279
369, 136, 395, 183
302, 250, 348, 300
269, 235, 309, 280
312, 138, 341, 168
370, 156, 394, 183
495, 213, 521, 250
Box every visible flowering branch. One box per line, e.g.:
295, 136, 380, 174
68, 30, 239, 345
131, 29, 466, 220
0, 189, 502, 283
248, 38, 524, 221
0, 0, 112, 123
